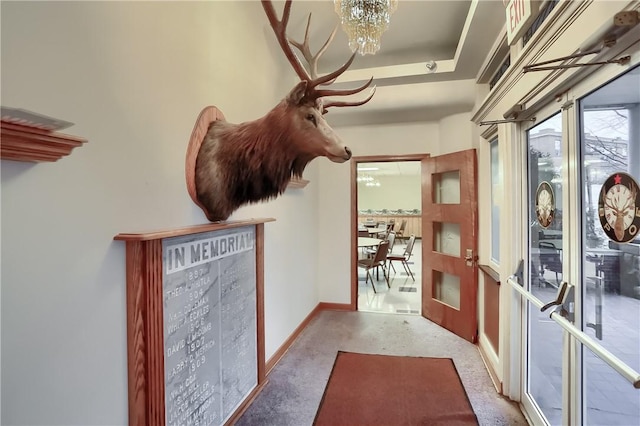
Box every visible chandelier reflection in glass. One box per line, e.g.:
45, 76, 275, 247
357, 174, 381, 187
334, 0, 398, 55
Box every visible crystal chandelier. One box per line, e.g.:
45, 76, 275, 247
334, 0, 398, 55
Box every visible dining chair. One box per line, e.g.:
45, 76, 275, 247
387, 234, 416, 281
377, 222, 394, 239
358, 240, 390, 293
386, 231, 396, 253
538, 241, 562, 288
395, 219, 407, 243
365, 230, 396, 258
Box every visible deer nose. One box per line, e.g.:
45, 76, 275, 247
345, 146, 352, 159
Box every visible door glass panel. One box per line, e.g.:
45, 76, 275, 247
527, 112, 564, 426
433, 271, 460, 309
433, 171, 460, 204
579, 65, 640, 425
434, 222, 460, 256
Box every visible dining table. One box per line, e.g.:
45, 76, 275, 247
358, 237, 382, 248
358, 227, 387, 236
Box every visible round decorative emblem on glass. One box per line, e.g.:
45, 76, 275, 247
535, 181, 555, 229
598, 172, 640, 243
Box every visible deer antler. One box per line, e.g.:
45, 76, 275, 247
288, 14, 337, 83
604, 184, 636, 216
262, 0, 310, 82
604, 196, 619, 213
262, 0, 375, 111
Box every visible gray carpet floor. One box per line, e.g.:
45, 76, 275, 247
236, 310, 528, 426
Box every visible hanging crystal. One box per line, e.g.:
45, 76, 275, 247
334, 0, 398, 55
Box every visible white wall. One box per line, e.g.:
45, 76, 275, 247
439, 112, 478, 154
1, 2, 320, 424
358, 175, 421, 211
317, 117, 475, 303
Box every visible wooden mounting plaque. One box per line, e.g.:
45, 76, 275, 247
185, 107, 226, 218
115, 218, 273, 426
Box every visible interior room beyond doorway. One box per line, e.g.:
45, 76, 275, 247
355, 160, 422, 315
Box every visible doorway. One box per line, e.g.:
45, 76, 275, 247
350, 150, 480, 345
351, 156, 423, 315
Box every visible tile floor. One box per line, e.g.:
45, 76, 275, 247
357, 239, 422, 315
357, 239, 639, 425
237, 310, 527, 426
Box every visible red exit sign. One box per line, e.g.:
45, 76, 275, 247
506, 0, 537, 45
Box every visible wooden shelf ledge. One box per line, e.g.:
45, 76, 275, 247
287, 177, 309, 189
1, 121, 87, 162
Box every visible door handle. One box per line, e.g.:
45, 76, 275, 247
540, 281, 575, 321
465, 249, 477, 267
540, 281, 572, 316
541, 281, 569, 312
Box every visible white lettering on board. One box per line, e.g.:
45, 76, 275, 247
164, 231, 255, 274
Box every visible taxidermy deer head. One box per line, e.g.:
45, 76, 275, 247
193, 0, 375, 222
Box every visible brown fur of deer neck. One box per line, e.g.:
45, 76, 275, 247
195, 90, 347, 222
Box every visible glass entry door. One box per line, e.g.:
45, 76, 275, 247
578, 65, 640, 426
522, 65, 640, 425
526, 112, 566, 425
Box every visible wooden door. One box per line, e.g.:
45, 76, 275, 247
422, 149, 478, 343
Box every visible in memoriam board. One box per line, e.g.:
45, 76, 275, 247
162, 226, 257, 426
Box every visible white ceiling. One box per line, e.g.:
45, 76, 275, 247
269, 0, 507, 126
358, 161, 421, 176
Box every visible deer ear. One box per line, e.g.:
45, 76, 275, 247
286, 81, 308, 105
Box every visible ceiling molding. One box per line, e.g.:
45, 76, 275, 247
453, 0, 480, 64
338, 60, 456, 84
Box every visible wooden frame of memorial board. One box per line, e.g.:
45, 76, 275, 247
115, 218, 274, 426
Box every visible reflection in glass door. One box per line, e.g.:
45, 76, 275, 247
523, 66, 640, 426
526, 112, 565, 425
579, 65, 640, 426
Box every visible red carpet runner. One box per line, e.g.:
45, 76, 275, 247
314, 352, 479, 426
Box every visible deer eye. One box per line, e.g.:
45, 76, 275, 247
306, 114, 317, 126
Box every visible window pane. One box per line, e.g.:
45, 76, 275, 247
433, 171, 460, 204
433, 222, 460, 256
490, 139, 500, 263
580, 64, 640, 425
433, 270, 460, 309
527, 112, 564, 426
